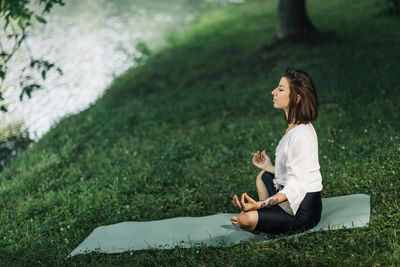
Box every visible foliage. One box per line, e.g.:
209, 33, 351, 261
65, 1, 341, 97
0, 0, 64, 112
0, 120, 33, 172
133, 41, 151, 66
376, 0, 400, 15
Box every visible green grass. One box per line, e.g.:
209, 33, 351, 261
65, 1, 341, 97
0, 0, 399, 265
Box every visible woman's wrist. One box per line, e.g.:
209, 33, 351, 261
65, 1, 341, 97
262, 165, 275, 174
258, 197, 279, 209
258, 192, 286, 209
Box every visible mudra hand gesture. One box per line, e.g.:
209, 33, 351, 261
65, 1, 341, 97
252, 150, 272, 170
231, 193, 279, 211
232, 193, 259, 212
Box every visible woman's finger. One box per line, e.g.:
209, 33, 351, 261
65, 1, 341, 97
233, 195, 242, 210
252, 154, 259, 165
240, 193, 247, 210
262, 150, 268, 160
244, 192, 255, 203
232, 197, 238, 208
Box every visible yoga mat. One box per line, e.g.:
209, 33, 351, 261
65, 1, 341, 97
69, 194, 370, 257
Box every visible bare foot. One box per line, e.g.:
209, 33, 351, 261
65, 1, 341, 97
230, 216, 261, 234
230, 216, 238, 223
230, 216, 244, 230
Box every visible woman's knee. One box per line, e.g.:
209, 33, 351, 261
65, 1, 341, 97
238, 211, 258, 228
261, 171, 274, 181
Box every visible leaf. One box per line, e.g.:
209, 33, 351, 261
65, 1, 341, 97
18, 18, 25, 29
20, 84, 42, 101
35, 15, 47, 24
42, 70, 46, 79
0, 105, 7, 112
56, 67, 63, 75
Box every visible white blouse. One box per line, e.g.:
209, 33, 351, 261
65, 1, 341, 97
273, 123, 323, 216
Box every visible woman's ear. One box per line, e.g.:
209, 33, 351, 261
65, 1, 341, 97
296, 94, 301, 104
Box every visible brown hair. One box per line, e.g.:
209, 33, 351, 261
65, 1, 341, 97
281, 67, 318, 124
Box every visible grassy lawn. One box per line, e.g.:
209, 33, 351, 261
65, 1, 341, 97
0, 0, 399, 265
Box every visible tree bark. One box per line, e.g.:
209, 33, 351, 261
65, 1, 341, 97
277, 0, 317, 40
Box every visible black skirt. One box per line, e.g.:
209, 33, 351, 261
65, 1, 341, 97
255, 171, 322, 235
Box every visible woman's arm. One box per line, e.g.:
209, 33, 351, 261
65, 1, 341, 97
262, 165, 275, 174
259, 192, 286, 208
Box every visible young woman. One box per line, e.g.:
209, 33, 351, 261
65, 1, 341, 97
230, 67, 323, 235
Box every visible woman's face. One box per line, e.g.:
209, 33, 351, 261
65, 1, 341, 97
271, 77, 291, 111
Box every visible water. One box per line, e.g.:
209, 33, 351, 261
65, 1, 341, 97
0, 0, 244, 169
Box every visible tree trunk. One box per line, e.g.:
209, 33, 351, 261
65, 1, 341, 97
277, 0, 317, 40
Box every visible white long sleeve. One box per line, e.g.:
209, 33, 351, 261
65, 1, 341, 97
273, 123, 323, 215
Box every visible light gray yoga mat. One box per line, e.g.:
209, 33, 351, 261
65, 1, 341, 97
69, 194, 370, 257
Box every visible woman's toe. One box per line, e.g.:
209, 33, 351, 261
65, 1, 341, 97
230, 216, 238, 222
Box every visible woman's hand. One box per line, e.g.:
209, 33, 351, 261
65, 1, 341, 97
252, 150, 272, 170
232, 193, 260, 212
231, 195, 243, 211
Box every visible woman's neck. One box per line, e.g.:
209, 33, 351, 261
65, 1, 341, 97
285, 122, 302, 135
288, 122, 301, 128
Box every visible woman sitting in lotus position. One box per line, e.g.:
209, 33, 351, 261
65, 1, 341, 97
230, 67, 323, 235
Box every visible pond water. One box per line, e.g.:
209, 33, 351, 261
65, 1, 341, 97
0, 0, 244, 170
